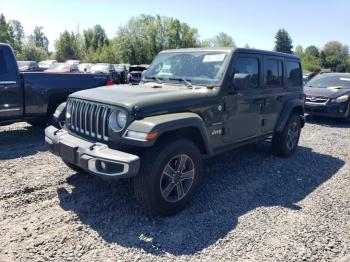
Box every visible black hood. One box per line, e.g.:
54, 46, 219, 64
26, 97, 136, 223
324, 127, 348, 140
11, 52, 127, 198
304, 86, 350, 99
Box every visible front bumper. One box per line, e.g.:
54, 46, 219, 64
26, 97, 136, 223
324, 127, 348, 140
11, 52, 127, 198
45, 126, 140, 178
304, 101, 349, 118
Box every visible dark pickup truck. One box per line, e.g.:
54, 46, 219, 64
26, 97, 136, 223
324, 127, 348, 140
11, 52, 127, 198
0, 43, 113, 126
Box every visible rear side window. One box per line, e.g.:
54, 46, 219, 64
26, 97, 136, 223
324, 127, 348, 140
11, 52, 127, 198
0, 50, 8, 75
286, 61, 302, 87
233, 57, 259, 88
265, 59, 283, 87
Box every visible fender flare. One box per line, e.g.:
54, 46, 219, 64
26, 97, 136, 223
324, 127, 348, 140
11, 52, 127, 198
275, 99, 305, 132
52, 102, 66, 124
122, 112, 212, 154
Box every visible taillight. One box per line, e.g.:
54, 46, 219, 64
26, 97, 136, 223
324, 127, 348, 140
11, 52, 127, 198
106, 80, 113, 86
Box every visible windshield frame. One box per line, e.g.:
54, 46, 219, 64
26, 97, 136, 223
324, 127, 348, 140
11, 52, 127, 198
306, 74, 350, 89
143, 50, 233, 87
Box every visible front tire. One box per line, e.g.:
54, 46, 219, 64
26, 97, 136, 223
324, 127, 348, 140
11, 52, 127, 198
134, 138, 202, 216
272, 114, 301, 157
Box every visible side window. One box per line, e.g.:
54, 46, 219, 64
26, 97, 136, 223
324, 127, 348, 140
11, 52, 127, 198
233, 57, 259, 88
286, 61, 302, 87
0, 50, 8, 75
265, 59, 283, 87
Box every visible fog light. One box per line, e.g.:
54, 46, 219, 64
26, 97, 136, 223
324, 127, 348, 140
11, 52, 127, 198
100, 161, 107, 170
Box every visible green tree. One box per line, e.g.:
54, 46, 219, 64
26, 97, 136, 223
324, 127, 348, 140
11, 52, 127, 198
201, 32, 235, 48
321, 41, 349, 72
0, 14, 15, 47
113, 14, 199, 64
274, 29, 293, 54
305, 45, 320, 57
9, 20, 24, 54
83, 25, 108, 54
16, 43, 48, 61
54, 31, 83, 61
28, 26, 49, 52
294, 45, 304, 58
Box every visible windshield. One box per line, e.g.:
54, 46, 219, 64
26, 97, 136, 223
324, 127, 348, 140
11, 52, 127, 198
47, 63, 71, 71
90, 64, 109, 73
306, 74, 350, 89
143, 51, 230, 86
17, 61, 31, 67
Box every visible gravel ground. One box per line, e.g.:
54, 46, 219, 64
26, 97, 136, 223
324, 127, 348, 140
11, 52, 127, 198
0, 117, 349, 262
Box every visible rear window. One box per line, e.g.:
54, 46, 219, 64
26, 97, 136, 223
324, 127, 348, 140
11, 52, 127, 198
0, 50, 8, 75
286, 61, 302, 87
265, 59, 283, 87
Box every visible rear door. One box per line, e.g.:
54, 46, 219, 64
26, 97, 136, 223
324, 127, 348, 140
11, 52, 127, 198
261, 56, 286, 133
0, 46, 22, 122
223, 54, 264, 143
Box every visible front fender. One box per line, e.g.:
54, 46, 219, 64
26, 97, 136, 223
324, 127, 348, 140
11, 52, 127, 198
121, 112, 212, 153
52, 102, 66, 127
275, 99, 304, 132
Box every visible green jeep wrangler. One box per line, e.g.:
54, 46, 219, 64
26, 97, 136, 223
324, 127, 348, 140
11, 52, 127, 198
45, 48, 305, 216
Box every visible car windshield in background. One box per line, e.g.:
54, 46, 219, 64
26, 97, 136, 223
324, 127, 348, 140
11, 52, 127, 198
17, 61, 31, 67
78, 63, 93, 72
90, 64, 109, 73
48, 64, 70, 71
143, 51, 230, 86
306, 75, 350, 89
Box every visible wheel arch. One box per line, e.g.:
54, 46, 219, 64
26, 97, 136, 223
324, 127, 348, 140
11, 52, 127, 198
122, 112, 212, 155
275, 99, 305, 132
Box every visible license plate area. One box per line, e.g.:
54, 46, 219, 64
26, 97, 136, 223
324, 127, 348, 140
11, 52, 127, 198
59, 142, 78, 164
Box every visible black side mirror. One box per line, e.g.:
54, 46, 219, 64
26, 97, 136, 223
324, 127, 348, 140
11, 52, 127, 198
232, 73, 251, 91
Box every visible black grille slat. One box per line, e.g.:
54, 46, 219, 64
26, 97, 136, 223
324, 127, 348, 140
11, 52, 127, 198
67, 99, 111, 141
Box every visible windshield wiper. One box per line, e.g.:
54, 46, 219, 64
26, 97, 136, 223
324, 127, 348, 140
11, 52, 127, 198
168, 77, 193, 88
144, 76, 163, 84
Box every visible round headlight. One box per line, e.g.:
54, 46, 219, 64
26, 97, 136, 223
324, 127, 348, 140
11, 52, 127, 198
116, 110, 127, 129
109, 109, 128, 132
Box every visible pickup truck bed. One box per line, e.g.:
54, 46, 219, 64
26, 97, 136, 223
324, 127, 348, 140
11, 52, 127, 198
0, 43, 112, 126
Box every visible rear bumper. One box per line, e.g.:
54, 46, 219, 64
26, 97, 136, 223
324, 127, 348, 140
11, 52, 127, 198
305, 102, 349, 118
45, 126, 140, 178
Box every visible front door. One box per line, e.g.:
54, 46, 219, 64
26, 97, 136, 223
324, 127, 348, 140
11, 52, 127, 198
0, 46, 22, 122
223, 54, 264, 143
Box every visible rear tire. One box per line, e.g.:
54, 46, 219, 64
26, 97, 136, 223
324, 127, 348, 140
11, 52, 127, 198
134, 138, 202, 216
272, 114, 301, 157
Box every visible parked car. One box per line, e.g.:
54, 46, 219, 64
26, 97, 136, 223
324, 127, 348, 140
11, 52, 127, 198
0, 43, 114, 127
304, 73, 350, 122
127, 64, 148, 84
78, 63, 94, 73
66, 60, 81, 65
45, 63, 79, 73
113, 64, 128, 84
38, 60, 57, 70
46, 47, 305, 216
90, 63, 120, 84
17, 61, 40, 72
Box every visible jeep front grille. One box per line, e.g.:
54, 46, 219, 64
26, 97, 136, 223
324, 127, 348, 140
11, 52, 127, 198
66, 99, 112, 141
